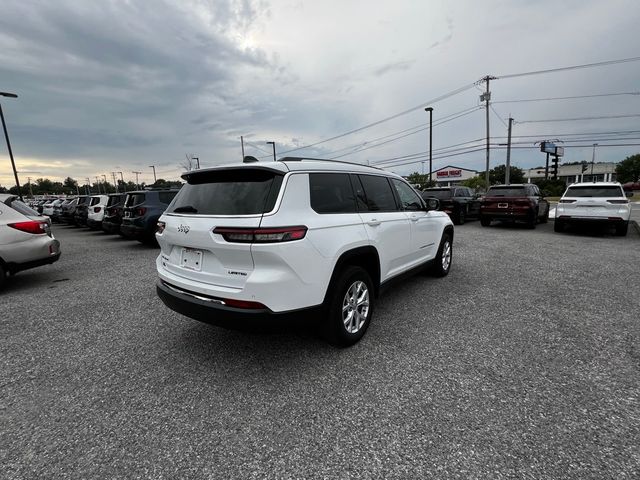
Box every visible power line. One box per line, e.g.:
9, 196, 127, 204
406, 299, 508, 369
329, 106, 482, 159
493, 129, 640, 139
489, 104, 508, 128
515, 113, 640, 124
495, 56, 640, 80
275, 82, 478, 155
493, 91, 640, 104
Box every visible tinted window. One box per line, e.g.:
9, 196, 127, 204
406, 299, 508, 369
90, 197, 101, 206
309, 173, 357, 214
168, 168, 283, 215
487, 186, 527, 197
77, 196, 90, 205
106, 195, 124, 207
422, 188, 452, 200
159, 191, 178, 204
125, 193, 146, 207
358, 175, 398, 212
391, 179, 423, 211
565, 186, 624, 197
6, 198, 40, 216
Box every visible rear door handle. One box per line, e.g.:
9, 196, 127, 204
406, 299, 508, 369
367, 219, 381, 226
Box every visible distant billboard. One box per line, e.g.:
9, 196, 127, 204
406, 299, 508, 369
436, 169, 462, 178
540, 141, 556, 154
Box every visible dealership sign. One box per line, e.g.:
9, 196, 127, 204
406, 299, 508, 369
436, 169, 462, 178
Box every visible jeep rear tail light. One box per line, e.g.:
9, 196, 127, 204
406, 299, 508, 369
156, 221, 166, 234
607, 199, 629, 204
94, 207, 101, 213
213, 226, 308, 243
8, 220, 48, 235
136, 207, 147, 216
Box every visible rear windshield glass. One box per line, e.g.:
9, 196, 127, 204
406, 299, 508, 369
565, 186, 623, 197
90, 197, 101, 206
487, 186, 527, 197
107, 195, 122, 207
422, 189, 452, 199
77, 196, 90, 205
168, 169, 283, 215
125, 193, 146, 207
6, 198, 40, 216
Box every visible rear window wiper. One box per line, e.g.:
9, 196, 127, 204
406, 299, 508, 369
173, 205, 198, 213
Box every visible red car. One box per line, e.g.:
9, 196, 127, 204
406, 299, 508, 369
480, 184, 550, 228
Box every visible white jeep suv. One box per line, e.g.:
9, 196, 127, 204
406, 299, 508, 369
155, 158, 453, 345
555, 182, 632, 236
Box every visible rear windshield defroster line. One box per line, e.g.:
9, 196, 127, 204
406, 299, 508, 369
167, 169, 284, 215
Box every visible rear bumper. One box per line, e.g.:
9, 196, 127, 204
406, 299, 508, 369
156, 279, 319, 327
120, 223, 147, 238
87, 219, 102, 229
102, 219, 121, 234
8, 249, 61, 274
557, 216, 628, 225
481, 207, 533, 221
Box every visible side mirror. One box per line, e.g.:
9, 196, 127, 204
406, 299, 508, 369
625, 191, 634, 198
425, 198, 440, 211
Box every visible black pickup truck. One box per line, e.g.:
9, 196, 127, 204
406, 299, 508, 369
421, 186, 481, 225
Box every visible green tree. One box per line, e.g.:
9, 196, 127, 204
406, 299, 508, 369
63, 177, 78, 194
406, 172, 435, 189
151, 178, 183, 189
616, 154, 640, 183
461, 176, 488, 191
486, 164, 525, 185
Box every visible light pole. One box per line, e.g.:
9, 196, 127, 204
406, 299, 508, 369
192, 156, 200, 169
117, 171, 125, 191
425, 107, 433, 184
590, 143, 598, 178
0, 91, 22, 200
266, 141, 276, 161
132, 171, 141, 190
149, 165, 157, 183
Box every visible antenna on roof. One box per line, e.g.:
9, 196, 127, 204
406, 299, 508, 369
243, 155, 259, 163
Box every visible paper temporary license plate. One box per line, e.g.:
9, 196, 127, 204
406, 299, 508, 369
181, 248, 203, 271
498, 203, 509, 208
124, 211, 131, 218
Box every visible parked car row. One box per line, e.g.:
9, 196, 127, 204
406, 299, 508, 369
420, 181, 632, 236
50, 190, 180, 243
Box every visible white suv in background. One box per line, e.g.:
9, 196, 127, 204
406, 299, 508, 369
555, 182, 632, 236
155, 158, 453, 346
86, 194, 109, 230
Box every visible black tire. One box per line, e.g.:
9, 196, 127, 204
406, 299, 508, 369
480, 216, 491, 227
325, 266, 374, 347
431, 233, 452, 277
526, 210, 537, 229
455, 208, 466, 225
554, 219, 565, 233
0, 264, 6, 290
615, 221, 628, 237
539, 205, 549, 224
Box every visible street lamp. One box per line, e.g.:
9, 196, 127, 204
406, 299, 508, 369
0, 91, 22, 200
425, 107, 433, 184
266, 141, 276, 162
192, 156, 200, 169
149, 165, 157, 183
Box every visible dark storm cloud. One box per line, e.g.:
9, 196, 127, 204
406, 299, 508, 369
0, 0, 274, 163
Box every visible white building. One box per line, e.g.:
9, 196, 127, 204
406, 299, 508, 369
524, 162, 618, 184
432, 165, 479, 186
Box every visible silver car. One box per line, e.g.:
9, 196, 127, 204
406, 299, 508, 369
0, 194, 61, 288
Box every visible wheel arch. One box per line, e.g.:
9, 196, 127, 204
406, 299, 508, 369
323, 246, 381, 304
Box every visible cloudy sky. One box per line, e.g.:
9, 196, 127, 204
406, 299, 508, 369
0, 0, 639, 187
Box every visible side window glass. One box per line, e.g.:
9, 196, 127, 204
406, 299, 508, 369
358, 175, 399, 212
309, 173, 357, 214
391, 179, 423, 211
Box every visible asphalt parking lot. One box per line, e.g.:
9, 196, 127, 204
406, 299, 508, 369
2, 221, 639, 479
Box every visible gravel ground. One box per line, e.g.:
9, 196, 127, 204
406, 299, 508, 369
1, 221, 639, 479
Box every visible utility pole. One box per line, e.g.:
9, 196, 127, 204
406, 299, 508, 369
85, 177, 91, 195
481, 76, 496, 189
111, 172, 118, 193
590, 143, 598, 177
132, 171, 141, 190
117, 171, 125, 192
241, 136, 245, 160
266, 141, 276, 161
545, 152, 550, 179
0, 92, 22, 200
149, 165, 157, 183
95, 176, 101, 194
26, 177, 34, 197
425, 107, 433, 183
101, 174, 107, 193
505, 117, 513, 185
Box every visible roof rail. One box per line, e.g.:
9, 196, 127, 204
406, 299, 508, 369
278, 156, 382, 170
